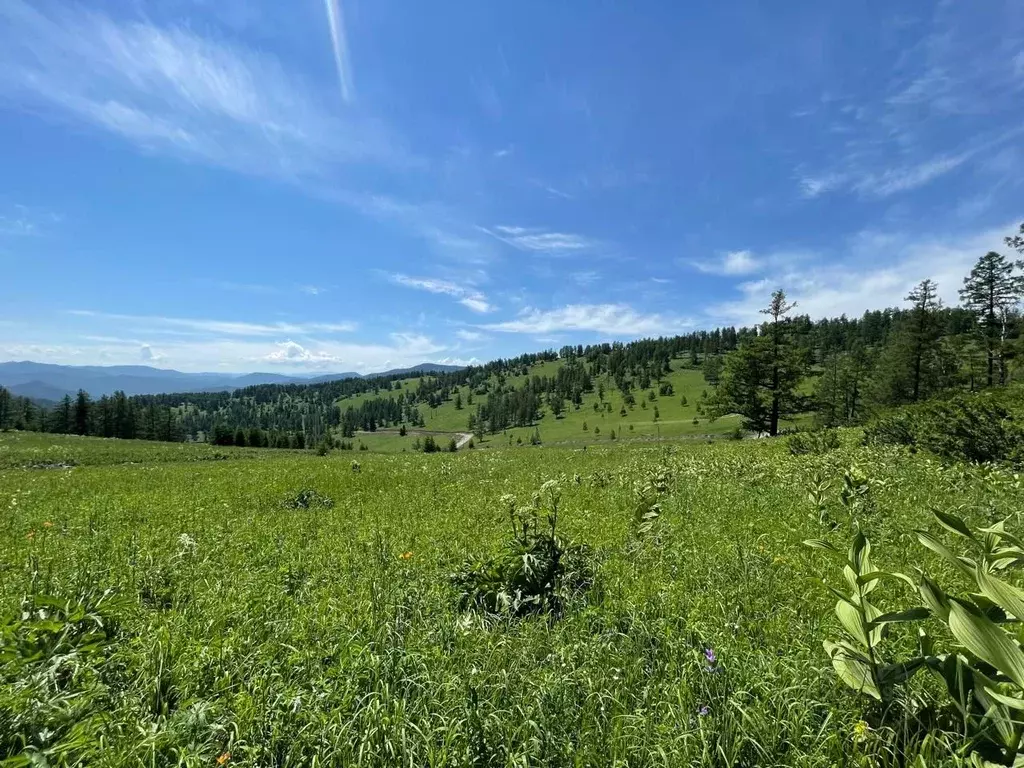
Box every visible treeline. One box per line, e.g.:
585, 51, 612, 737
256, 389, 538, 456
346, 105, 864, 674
707, 223, 1024, 435
1, 223, 1021, 445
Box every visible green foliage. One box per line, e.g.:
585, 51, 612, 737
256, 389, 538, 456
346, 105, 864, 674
706, 291, 806, 436
865, 387, 1024, 464
788, 428, 840, 456
452, 483, 594, 618
281, 488, 335, 509
0, 591, 128, 764
9, 426, 1024, 764
809, 510, 1024, 764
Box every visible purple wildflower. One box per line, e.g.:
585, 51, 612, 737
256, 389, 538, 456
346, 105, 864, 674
698, 705, 710, 716
704, 648, 716, 665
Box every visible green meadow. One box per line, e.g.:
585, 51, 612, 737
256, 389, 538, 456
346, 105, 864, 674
339, 361, 760, 453
2, 429, 1020, 765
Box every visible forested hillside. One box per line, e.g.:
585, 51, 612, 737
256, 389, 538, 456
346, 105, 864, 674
1, 224, 1021, 450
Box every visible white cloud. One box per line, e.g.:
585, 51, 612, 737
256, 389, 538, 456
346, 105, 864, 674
0, 204, 61, 236
482, 225, 596, 254
793, 4, 1024, 202
799, 173, 848, 199
852, 153, 973, 197
483, 304, 691, 337
800, 152, 975, 200
707, 223, 1017, 327
0, 1, 401, 181
1, 330, 447, 373
689, 250, 762, 276
455, 329, 486, 342
0, 2, 503, 272
572, 271, 601, 285
434, 356, 480, 367
322, 0, 354, 103
67, 310, 357, 337
388, 274, 495, 313
263, 340, 340, 365
139, 343, 165, 362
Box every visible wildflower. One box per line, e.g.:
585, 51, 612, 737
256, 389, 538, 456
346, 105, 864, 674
704, 648, 717, 665
698, 705, 710, 716
400, 551, 413, 560
42, 521, 53, 528
217, 752, 232, 765
25, 530, 35, 541
852, 720, 870, 744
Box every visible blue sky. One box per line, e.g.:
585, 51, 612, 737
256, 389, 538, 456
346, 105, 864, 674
1, 0, 1022, 373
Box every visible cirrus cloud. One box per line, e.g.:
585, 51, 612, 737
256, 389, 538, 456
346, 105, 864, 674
483, 303, 691, 337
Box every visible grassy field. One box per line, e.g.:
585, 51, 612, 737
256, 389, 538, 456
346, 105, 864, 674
0, 430, 279, 469
2, 430, 1021, 765
337, 359, 794, 453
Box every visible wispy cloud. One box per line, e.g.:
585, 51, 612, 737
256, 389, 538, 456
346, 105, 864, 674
0, 1, 400, 181
482, 225, 597, 254
455, 329, 487, 342
688, 250, 762, 276
68, 310, 357, 337
139, 343, 165, 362
483, 304, 691, 337
388, 274, 495, 313
795, 4, 1024, 201
2, 329, 446, 373
0, 204, 61, 236
571, 270, 601, 286
708, 223, 1017, 327
322, 0, 354, 103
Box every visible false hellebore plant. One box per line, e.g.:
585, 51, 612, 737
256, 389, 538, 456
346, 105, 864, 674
807, 509, 1024, 765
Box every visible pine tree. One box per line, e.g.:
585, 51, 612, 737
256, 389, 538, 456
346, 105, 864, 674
73, 389, 91, 435
959, 251, 1024, 387
0, 386, 10, 431
53, 395, 73, 434
708, 290, 804, 436
906, 279, 942, 402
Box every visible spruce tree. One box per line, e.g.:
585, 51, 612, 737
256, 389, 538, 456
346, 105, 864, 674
73, 389, 91, 435
959, 251, 1024, 387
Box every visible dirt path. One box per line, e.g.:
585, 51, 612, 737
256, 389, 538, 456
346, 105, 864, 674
455, 432, 474, 449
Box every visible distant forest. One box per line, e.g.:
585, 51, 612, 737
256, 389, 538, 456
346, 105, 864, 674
1, 223, 1022, 446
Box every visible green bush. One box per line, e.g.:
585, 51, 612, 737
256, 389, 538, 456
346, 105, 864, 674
281, 488, 334, 509
788, 428, 840, 455
452, 483, 594, 618
865, 388, 1024, 464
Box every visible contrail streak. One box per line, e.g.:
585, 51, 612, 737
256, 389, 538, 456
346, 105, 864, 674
323, 0, 353, 103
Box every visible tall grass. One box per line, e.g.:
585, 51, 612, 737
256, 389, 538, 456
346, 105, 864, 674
1, 432, 1021, 765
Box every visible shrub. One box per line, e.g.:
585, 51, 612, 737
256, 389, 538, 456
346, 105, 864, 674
452, 483, 594, 618
281, 488, 334, 509
788, 428, 840, 455
865, 388, 1024, 464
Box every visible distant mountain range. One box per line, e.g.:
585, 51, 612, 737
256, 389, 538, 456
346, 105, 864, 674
0, 361, 463, 401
